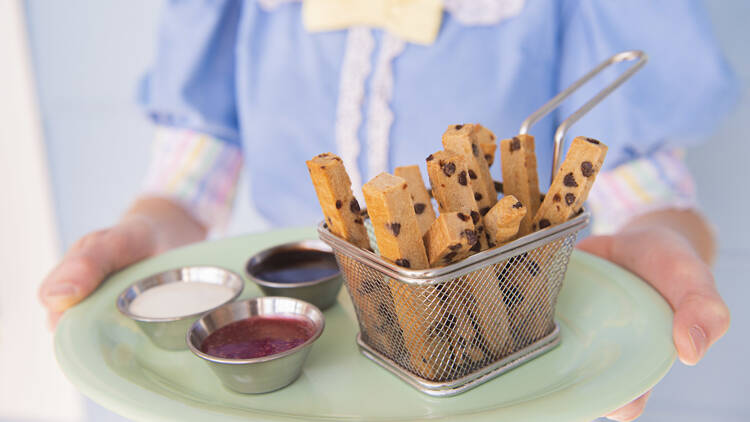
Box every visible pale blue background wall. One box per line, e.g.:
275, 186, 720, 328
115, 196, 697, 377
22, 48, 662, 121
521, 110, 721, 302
24, 1, 749, 421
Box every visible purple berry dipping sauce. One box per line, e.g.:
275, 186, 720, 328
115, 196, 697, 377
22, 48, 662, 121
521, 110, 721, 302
200, 316, 316, 360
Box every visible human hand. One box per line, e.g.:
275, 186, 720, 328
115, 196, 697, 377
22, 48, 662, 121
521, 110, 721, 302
38, 216, 158, 329
38, 197, 208, 329
578, 220, 730, 421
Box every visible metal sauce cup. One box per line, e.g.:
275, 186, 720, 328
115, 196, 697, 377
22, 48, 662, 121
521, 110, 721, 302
246, 240, 343, 310
187, 296, 325, 393
116, 266, 244, 350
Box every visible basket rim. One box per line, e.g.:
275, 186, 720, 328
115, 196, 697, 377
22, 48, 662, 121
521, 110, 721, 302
317, 209, 589, 285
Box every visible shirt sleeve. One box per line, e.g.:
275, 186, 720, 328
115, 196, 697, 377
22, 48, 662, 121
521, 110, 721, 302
557, 0, 739, 168
141, 126, 244, 231
586, 148, 697, 235
138, 0, 244, 145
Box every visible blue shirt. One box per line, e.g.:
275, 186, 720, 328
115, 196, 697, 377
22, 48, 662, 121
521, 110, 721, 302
139, 0, 738, 228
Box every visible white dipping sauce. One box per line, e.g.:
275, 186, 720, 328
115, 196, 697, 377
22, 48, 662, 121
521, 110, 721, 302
129, 282, 234, 318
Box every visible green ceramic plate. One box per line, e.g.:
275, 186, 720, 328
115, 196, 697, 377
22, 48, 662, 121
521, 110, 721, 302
55, 227, 675, 422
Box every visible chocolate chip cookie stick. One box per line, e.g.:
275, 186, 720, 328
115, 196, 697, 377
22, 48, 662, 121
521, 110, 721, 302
394, 165, 437, 236
425, 150, 489, 251
363, 173, 458, 379
471, 123, 498, 168
532, 136, 608, 230
499, 134, 542, 236
427, 151, 514, 358
423, 210, 478, 267
484, 195, 527, 248
442, 124, 498, 215
362, 173, 429, 269
306, 153, 370, 249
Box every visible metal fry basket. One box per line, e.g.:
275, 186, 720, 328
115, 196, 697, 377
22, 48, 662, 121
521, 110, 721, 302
318, 51, 648, 397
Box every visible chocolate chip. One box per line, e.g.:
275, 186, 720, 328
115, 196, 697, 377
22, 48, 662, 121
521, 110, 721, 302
563, 172, 578, 187
470, 241, 482, 252
458, 171, 468, 186
443, 252, 457, 262
510, 137, 521, 152
585, 137, 600, 145
468, 169, 478, 180
317, 153, 328, 158
484, 154, 492, 162
327, 217, 332, 224
333, 156, 342, 161
538, 219, 551, 229
513, 201, 523, 209
335, 200, 342, 209
386, 222, 401, 236
457, 213, 469, 222
414, 203, 426, 215
442, 161, 456, 177
565, 193, 576, 205
500, 284, 523, 308
476, 225, 484, 233
455, 124, 464, 130
581, 161, 594, 177
474, 192, 483, 201
525, 260, 540, 276
354, 218, 364, 225
323, 222, 328, 229
462, 229, 478, 246
320, 165, 326, 169
448, 243, 463, 251
553, 193, 561, 203
426, 154, 434, 161
470, 211, 480, 224
480, 206, 490, 216
427, 188, 433, 198
485, 232, 493, 244
395, 258, 410, 268
472, 143, 479, 157
350, 198, 361, 213
494, 181, 503, 193
490, 134, 495, 140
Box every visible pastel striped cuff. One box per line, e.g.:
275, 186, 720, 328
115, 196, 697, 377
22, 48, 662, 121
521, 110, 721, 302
587, 149, 697, 235
141, 126, 243, 231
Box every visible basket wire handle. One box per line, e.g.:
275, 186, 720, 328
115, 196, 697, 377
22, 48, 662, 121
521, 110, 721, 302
518, 50, 648, 183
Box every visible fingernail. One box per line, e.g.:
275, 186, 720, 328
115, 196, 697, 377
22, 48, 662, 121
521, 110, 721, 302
42, 284, 79, 311
689, 325, 707, 363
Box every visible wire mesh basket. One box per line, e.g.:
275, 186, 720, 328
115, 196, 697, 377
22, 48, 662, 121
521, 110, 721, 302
319, 211, 587, 396
318, 50, 647, 396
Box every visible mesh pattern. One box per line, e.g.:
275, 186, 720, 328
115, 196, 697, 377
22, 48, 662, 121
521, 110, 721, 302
330, 227, 578, 383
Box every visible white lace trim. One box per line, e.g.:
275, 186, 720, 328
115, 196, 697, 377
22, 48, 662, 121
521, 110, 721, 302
257, 0, 301, 11
443, 0, 526, 25
366, 32, 406, 180
335, 27, 374, 199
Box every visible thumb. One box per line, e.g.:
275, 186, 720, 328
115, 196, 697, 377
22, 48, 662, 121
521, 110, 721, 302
672, 292, 730, 365
578, 231, 730, 366
39, 217, 156, 312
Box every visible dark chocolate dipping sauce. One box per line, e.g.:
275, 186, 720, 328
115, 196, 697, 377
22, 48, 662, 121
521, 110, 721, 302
201, 316, 315, 359
250, 250, 339, 284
